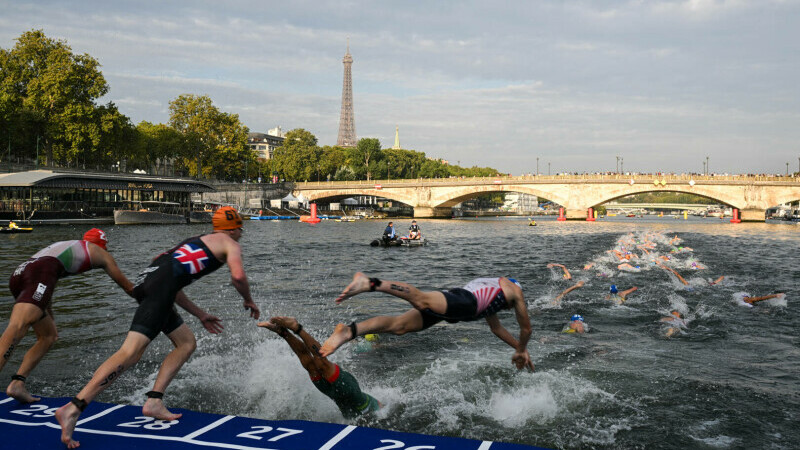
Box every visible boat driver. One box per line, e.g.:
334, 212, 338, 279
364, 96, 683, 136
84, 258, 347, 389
382, 221, 398, 243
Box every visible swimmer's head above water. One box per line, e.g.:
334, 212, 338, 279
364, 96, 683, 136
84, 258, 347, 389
571, 314, 584, 322
610, 285, 618, 294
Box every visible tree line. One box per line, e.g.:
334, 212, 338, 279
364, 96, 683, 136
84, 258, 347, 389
1, 30, 498, 182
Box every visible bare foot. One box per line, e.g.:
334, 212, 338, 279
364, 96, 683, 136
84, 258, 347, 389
143, 398, 182, 421
271, 316, 299, 331
6, 380, 41, 403
55, 402, 82, 448
335, 272, 371, 304
319, 323, 352, 357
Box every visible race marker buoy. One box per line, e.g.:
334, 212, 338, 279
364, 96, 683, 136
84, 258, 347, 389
730, 208, 741, 223
557, 207, 566, 221
586, 207, 596, 222
299, 203, 321, 224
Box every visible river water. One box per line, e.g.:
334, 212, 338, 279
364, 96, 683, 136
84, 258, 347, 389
1, 217, 798, 449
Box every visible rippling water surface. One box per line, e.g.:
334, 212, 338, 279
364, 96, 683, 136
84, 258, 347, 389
1, 217, 798, 449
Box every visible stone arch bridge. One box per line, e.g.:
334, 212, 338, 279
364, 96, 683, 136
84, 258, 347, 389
292, 174, 800, 221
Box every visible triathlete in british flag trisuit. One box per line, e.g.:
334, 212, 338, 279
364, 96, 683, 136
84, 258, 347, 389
57, 207, 261, 449
320, 273, 534, 372
0, 229, 134, 404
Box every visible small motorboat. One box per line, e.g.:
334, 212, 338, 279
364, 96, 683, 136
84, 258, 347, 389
370, 237, 428, 247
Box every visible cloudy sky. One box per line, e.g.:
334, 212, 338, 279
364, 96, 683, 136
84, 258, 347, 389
2, 0, 799, 175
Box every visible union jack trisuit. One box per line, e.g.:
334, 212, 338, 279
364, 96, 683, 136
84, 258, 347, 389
129, 235, 224, 340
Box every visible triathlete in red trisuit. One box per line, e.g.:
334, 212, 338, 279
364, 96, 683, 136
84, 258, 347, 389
0, 229, 134, 403
320, 273, 534, 372
56, 207, 261, 449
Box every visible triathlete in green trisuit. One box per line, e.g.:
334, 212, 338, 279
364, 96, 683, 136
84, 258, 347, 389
259, 316, 380, 419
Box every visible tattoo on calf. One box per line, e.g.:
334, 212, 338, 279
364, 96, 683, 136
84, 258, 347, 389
3, 343, 15, 360
390, 284, 409, 293
99, 365, 125, 387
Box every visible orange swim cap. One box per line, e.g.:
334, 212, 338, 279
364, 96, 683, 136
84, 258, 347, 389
213, 206, 243, 231
83, 228, 108, 249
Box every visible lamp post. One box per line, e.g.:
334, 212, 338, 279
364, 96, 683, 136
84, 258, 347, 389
35, 135, 41, 168
620, 157, 623, 174
705, 156, 709, 175
787, 162, 790, 176
616, 156, 620, 174
548, 162, 551, 176
703, 161, 706, 176
387, 159, 390, 182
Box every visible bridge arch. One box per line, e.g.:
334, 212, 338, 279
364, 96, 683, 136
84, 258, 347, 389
592, 188, 730, 209
430, 185, 568, 209
296, 189, 416, 207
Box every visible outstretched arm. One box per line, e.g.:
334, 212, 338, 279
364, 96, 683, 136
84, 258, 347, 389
92, 247, 134, 297
547, 263, 571, 279
175, 290, 223, 334
225, 241, 260, 319
657, 261, 688, 285
554, 281, 584, 302
744, 293, 783, 304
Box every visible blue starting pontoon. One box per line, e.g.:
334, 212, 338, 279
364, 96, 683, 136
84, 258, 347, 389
0, 394, 545, 450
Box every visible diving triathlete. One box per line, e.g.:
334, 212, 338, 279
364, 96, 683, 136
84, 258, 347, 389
259, 316, 381, 418
0, 229, 134, 403
320, 273, 534, 371
606, 285, 638, 304
56, 207, 261, 449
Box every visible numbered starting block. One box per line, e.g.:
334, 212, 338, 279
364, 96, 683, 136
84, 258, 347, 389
0, 394, 547, 450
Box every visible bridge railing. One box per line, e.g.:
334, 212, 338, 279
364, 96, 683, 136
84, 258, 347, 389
295, 173, 798, 188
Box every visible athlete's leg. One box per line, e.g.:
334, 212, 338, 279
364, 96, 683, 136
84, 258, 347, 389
6, 313, 57, 402
56, 331, 151, 448
0, 303, 43, 373
337, 272, 447, 313
143, 324, 196, 421
320, 310, 424, 357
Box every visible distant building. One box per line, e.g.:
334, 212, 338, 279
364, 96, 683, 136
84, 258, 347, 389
248, 127, 285, 160
503, 192, 539, 212
392, 126, 401, 150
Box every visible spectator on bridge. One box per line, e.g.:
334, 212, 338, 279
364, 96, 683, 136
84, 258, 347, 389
382, 222, 397, 243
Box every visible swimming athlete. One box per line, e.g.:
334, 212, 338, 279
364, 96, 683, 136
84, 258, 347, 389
0, 229, 134, 403
656, 261, 689, 286
547, 263, 572, 280
56, 207, 261, 449
259, 316, 381, 418
408, 220, 422, 240
319, 273, 534, 372
743, 293, 785, 305
605, 285, 638, 304
660, 310, 686, 338
562, 314, 587, 334
553, 281, 584, 303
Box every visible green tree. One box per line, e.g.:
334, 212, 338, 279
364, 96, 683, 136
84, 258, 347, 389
0, 29, 109, 166
356, 138, 381, 181
271, 128, 320, 181
168, 94, 253, 180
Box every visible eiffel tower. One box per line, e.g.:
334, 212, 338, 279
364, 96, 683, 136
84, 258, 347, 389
336, 41, 356, 147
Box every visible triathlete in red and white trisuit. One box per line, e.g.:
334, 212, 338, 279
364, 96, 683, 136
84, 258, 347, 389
11, 240, 97, 311
320, 273, 534, 372
1, 229, 134, 404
